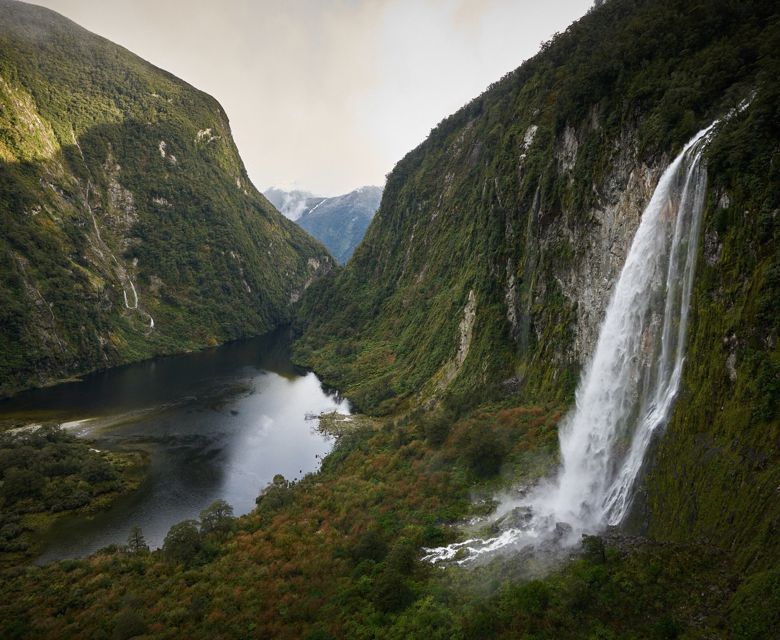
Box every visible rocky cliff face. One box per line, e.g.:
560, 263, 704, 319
299, 0, 775, 399
0, 1, 333, 395
507, 117, 665, 365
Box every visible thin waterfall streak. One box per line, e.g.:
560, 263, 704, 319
657, 168, 691, 381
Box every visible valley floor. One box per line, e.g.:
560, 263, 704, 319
1, 399, 776, 639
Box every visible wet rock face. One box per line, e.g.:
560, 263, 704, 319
493, 506, 534, 531
497, 120, 668, 377
554, 521, 573, 540
557, 125, 579, 174
551, 126, 665, 364
569, 167, 663, 361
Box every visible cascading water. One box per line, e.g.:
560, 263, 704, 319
424, 120, 719, 565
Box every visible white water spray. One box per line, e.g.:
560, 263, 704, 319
424, 120, 719, 564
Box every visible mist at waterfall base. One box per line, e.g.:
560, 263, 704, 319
424, 121, 718, 566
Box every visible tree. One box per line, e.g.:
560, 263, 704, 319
461, 428, 505, 478
162, 520, 201, 564
422, 412, 451, 447
199, 499, 234, 536
352, 529, 388, 563
81, 456, 118, 484
373, 569, 414, 613
256, 474, 293, 513
581, 535, 606, 564
127, 526, 149, 554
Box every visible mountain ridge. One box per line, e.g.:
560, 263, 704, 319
265, 185, 382, 264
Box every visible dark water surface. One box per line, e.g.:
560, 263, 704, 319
0, 330, 348, 562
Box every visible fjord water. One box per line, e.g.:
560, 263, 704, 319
425, 122, 716, 564
0, 330, 348, 562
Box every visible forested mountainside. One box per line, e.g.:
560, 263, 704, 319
0, 0, 332, 396
0, 1, 778, 639
265, 186, 383, 264
295, 0, 779, 586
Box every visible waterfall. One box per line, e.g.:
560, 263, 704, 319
554, 123, 713, 529
424, 121, 717, 564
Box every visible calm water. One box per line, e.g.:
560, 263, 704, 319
0, 329, 348, 562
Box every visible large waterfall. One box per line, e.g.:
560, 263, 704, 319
424, 121, 718, 564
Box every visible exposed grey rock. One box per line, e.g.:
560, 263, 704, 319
553, 126, 665, 363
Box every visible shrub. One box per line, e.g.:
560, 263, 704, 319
112, 609, 146, 640
422, 413, 451, 447
372, 570, 415, 613
1, 467, 44, 503
256, 474, 294, 513
459, 428, 506, 478
582, 535, 607, 564
352, 529, 388, 564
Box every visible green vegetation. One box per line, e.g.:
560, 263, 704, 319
0, 404, 776, 638
295, 0, 779, 599
0, 0, 778, 638
0, 425, 143, 564
159, 501, 237, 566
0, 0, 332, 396
290, 0, 778, 635
0, 403, 551, 638
641, 60, 780, 572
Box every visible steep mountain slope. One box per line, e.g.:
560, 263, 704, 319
0, 0, 332, 395
297, 0, 778, 562
265, 186, 382, 264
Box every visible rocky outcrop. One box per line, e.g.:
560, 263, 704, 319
435, 289, 477, 391
550, 128, 664, 361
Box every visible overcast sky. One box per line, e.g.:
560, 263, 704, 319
33, 0, 592, 196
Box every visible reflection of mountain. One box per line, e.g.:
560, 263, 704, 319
265, 186, 383, 264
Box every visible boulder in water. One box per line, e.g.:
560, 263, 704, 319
493, 506, 534, 531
